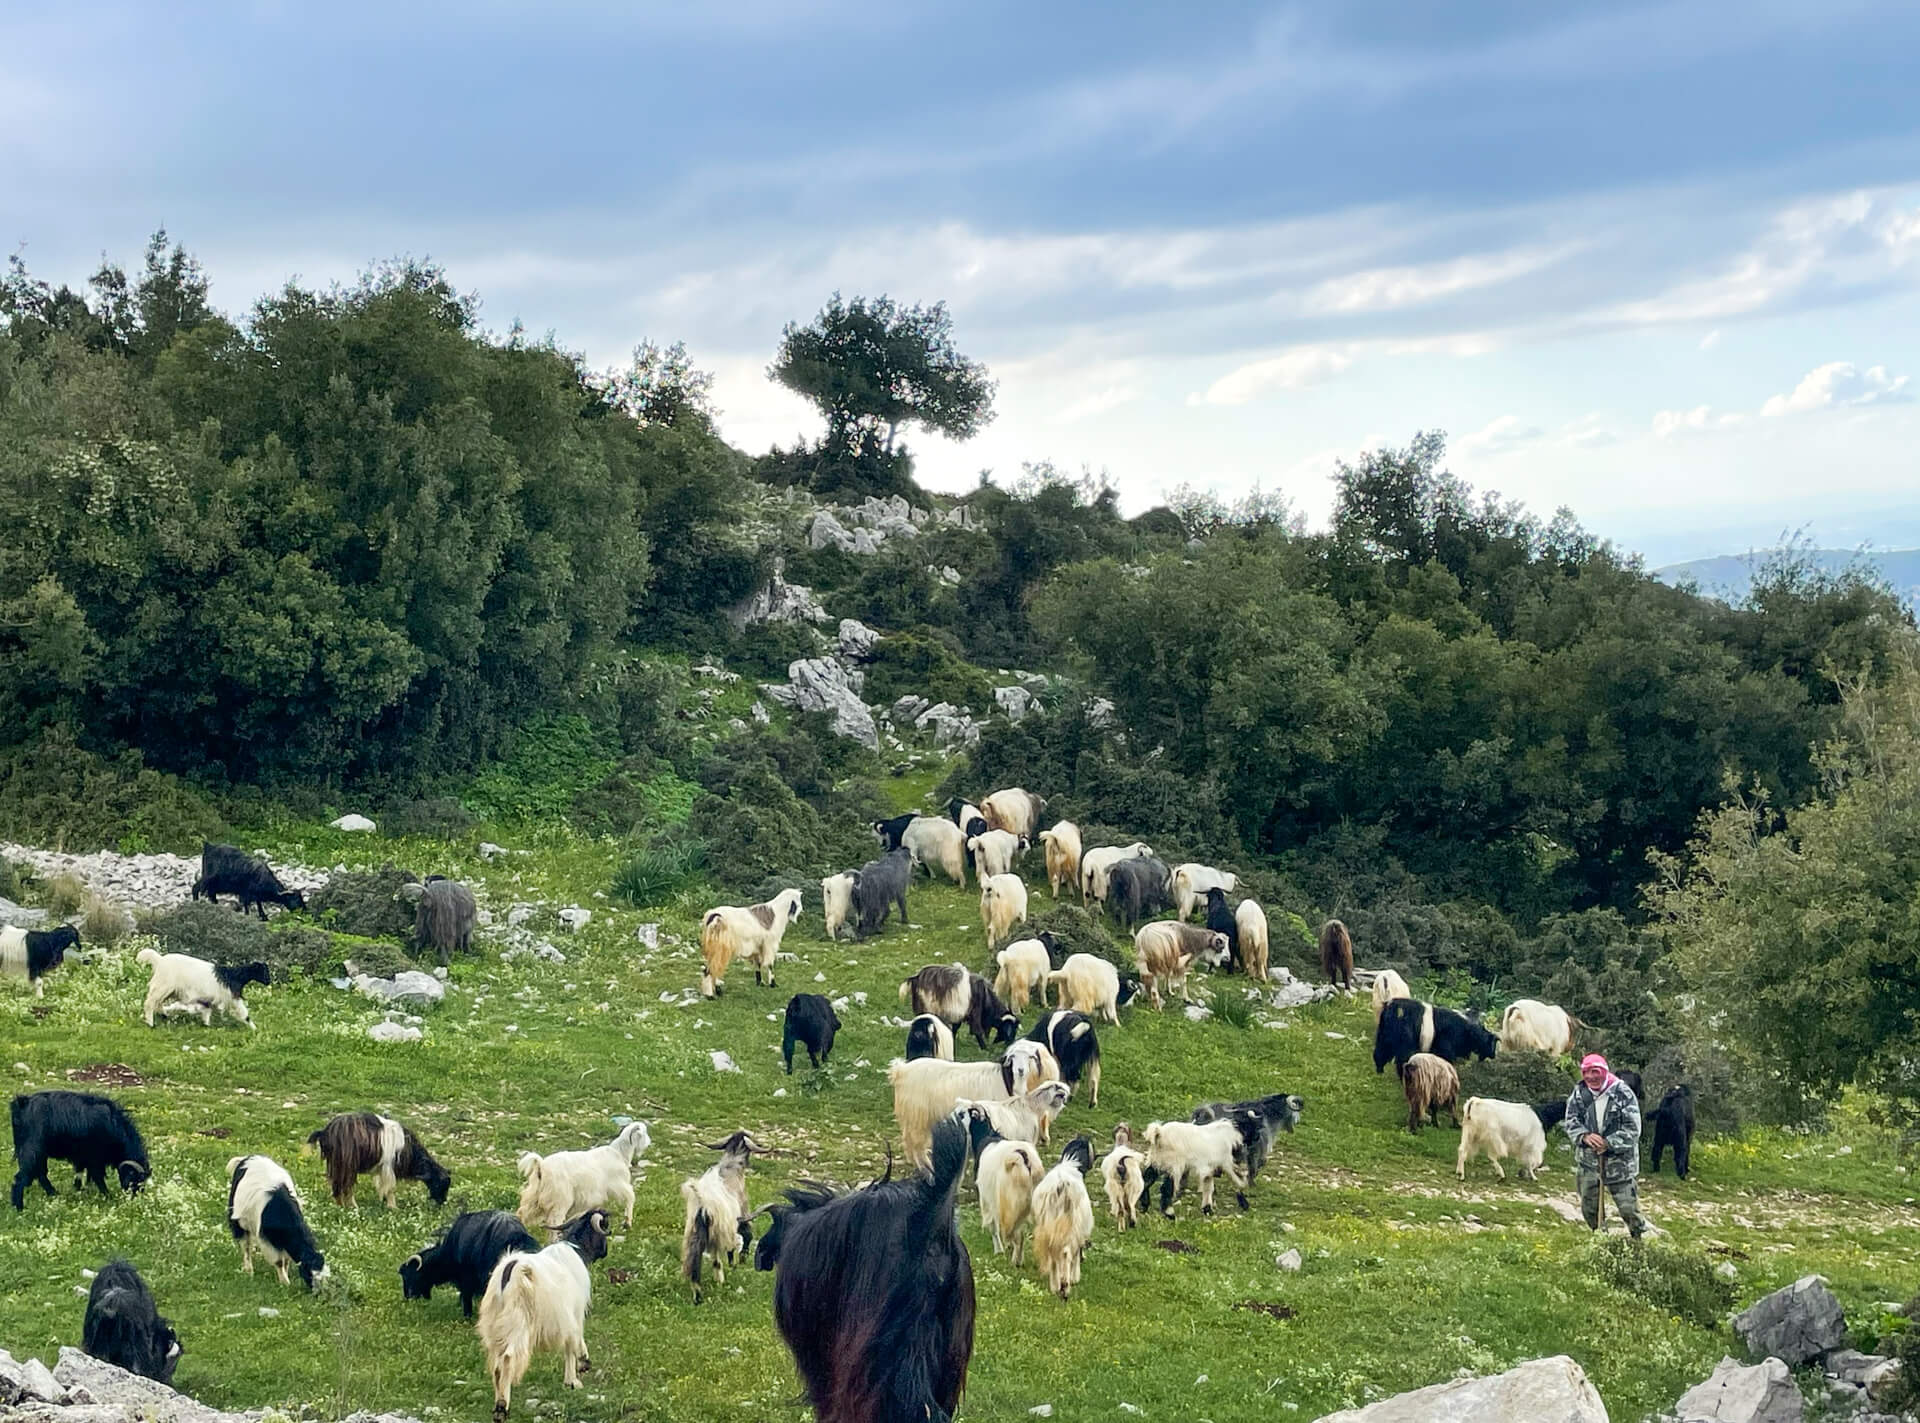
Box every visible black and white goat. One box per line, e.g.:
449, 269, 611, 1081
307, 1112, 451, 1208
192, 843, 305, 918
81, 1259, 180, 1383
10, 1089, 150, 1211
1191, 1092, 1304, 1185
138, 949, 269, 1029
477, 1209, 610, 1420
681, 1130, 762, 1302
226, 1154, 328, 1289
782, 994, 842, 1073
755, 1112, 974, 1423
402, 1210, 541, 1319
1, 924, 79, 998
903, 1013, 955, 1062
1022, 1009, 1102, 1106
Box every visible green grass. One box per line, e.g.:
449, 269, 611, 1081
3, 831, 1917, 1421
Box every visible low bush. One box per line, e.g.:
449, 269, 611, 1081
378, 798, 476, 839
1210, 983, 1256, 1029
572, 762, 701, 838
151, 900, 272, 963
0, 726, 228, 853
1024, 904, 1126, 972
260, 925, 341, 976
43, 873, 87, 917
730, 620, 824, 678
80, 895, 132, 946
1582, 1235, 1733, 1329
337, 937, 416, 978
1877, 1299, 1920, 1414
864, 627, 995, 713
307, 865, 420, 940
1458, 1049, 1574, 1110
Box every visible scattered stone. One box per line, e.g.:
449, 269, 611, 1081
342, 968, 445, 1009
507, 904, 534, 928
636, 923, 660, 950
892, 694, 932, 724
763, 658, 879, 749
1827, 1351, 1901, 1402
994, 685, 1038, 722
367, 1022, 422, 1044
45, 1345, 430, 1423
709, 1050, 740, 1074
1314, 1355, 1608, 1422
1183, 1004, 1213, 1022
1673, 1355, 1803, 1423
329, 814, 376, 833
1030, 1407, 1054, 1418
837, 619, 879, 661
478, 842, 508, 861
912, 700, 979, 747
751, 701, 770, 724
1272, 981, 1338, 1010
1276, 1249, 1303, 1271
0, 845, 325, 913
20, 1356, 63, 1404
558, 908, 592, 933
1087, 697, 1116, 728
1733, 1275, 1848, 1368
1717, 1262, 1739, 1282
810, 509, 856, 551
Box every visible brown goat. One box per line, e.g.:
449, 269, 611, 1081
1402, 1053, 1461, 1134
1319, 918, 1354, 991
307, 1112, 451, 1208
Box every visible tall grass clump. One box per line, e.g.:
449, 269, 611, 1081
1583, 1235, 1734, 1328
80, 894, 133, 946
1210, 983, 1256, 1029
612, 836, 707, 907
44, 873, 87, 917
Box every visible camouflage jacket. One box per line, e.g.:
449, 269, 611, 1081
1563, 1078, 1641, 1184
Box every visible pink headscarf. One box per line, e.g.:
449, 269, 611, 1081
1580, 1053, 1618, 1092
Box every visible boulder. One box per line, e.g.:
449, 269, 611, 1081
913, 701, 979, 747
764, 659, 878, 750
1733, 1275, 1848, 1367
329, 813, 376, 833
478, 842, 508, 861
837, 619, 879, 661
1087, 697, 1116, 728
928, 564, 962, 586
20, 1356, 63, 1404
891, 694, 932, 724
728, 571, 829, 630
1673, 1356, 1803, 1423
0, 897, 49, 929
557, 907, 592, 933
50, 1349, 235, 1423
347, 969, 445, 1008
994, 685, 1037, 722
877, 516, 919, 541
1314, 1355, 1608, 1422
809, 510, 857, 552
1826, 1350, 1901, 1402
367, 1021, 423, 1044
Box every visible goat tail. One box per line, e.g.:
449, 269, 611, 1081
684, 1206, 710, 1291
515, 1152, 541, 1182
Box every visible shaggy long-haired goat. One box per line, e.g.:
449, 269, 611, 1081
681, 1130, 762, 1302
81, 1258, 180, 1383
755, 1113, 975, 1423
477, 1208, 610, 1420
308, 1112, 451, 1209
1031, 1137, 1095, 1300
516, 1122, 650, 1231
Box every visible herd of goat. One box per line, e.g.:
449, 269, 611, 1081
4, 791, 1699, 1423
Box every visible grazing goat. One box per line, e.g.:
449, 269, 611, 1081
137, 949, 269, 1029
1203, 888, 1239, 972
1031, 1137, 1095, 1300
1618, 1068, 1645, 1103
1045, 952, 1131, 1024
849, 847, 913, 940
82, 1259, 180, 1384
755, 1113, 974, 1423
478, 1209, 610, 1420
1172, 863, 1239, 922
1403, 1053, 1462, 1133
1499, 998, 1581, 1056
401, 878, 478, 966
959, 1081, 1072, 1151
1192, 1093, 1303, 1184
193, 842, 306, 918
964, 1105, 1044, 1265
1133, 921, 1228, 1010
1100, 1124, 1147, 1231
1080, 842, 1153, 909
1107, 856, 1173, 929
402, 1210, 540, 1319
10, 1089, 150, 1210
1, 924, 78, 998
888, 1049, 1052, 1169
1372, 997, 1498, 1076
1038, 820, 1081, 899
1023, 1009, 1101, 1106
904, 1013, 955, 1061
682, 1131, 762, 1302
1319, 919, 1354, 991
873, 812, 919, 851
1456, 1097, 1546, 1181
979, 873, 1028, 952
967, 829, 1026, 882
902, 816, 967, 885
1142, 1118, 1247, 1217
227, 1154, 327, 1289
516, 1121, 651, 1231
1371, 968, 1411, 1021
1234, 899, 1269, 982
307, 1111, 451, 1209
980, 787, 1046, 839
821, 873, 856, 941
700, 888, 804, 997
900, 963, 1019, 1047
993, 937, 1052, 1015
783, 994, 842, 1073
1648, 1084, 1695, 1180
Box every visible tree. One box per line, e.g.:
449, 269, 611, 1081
596, 339, 715, 430
769, 293, 994, 460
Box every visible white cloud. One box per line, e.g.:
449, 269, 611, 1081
1053, 385, 1144, 424
1698, 329, 1721, 350
1760, 361, 1911, 417
1559, 413, 1620, 449
1192, 348, 1352, 406
1304, 245, 1572, 314
1458, 414, 1545, 458
1652, 405, 1745, 439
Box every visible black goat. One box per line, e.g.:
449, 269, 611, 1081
401, 1210, 540, 1319
1372, 998, 1498, 1076
1203, 888, 1239, 971
873, 813, 919, 851
10, 1090, 150, 1211
1533, 1098, 1569, 1131
192, 843, 304, 919
783, 994, 843, 1073
81, 1259, 180, 1383
1107, 856, 1172, 929
960, 973, 1018, 1048
1648, 1084, 1695, 1180
756, 1114, 974, 1423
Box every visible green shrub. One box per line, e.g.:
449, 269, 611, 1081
1582, 1235, 1734, 1328
379, 798, 476, 839
463, 715, 618, 822
864, 627, 995, 713
43, 872, 87, 917
337, 937, 415, 978
0, 858, 26, 902
1458, 1049, 1573, 1109
731, 620, 824, 678
307, 864, 420, 940
261, 924, 342, 976
1025, 905, 1127, 972
0, 726, 227, 853
152, 900, 273, 963
571, 761, 701, 837
1210, 983, 1256, 1029
613, 834, 708, 907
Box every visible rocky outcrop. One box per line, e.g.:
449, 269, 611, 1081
0, 896, 50, 928
1733, 1275, 1849, 1368
994, 685, 1038, 722
761, 659, 879, 750
0, 1345, 430, 1423
727, 570, 830, 630
912, 701, 980, 747
837, 619, 879, 661
0, 846, 325, 912
1672, 1356, 1803, 1423
1314, 1354, 1609, 1422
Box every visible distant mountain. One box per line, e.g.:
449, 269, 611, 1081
1654, 548, 1920, 614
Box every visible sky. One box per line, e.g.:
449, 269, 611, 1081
6, 1, 1919, 566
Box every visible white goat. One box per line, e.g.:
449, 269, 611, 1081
1499, 998, 1580, 1055
967, 830, 1026, 882
1079, 842, 1153, 907
516, 1122, 651, 1231
1031, 1139, 1095, 1300
138, 949, 268, 1029
979, 873, 1028, 951
1171, 863, 1240, 922
993, 938, 1052, 1015
902, 816, 968, 885
1038, 821, 1082, 899
699, 888, 803, 997
477, 1210, 609, 1419
959, 1080, 1071, 1150
1456, 1097, 1548, 1181
1046, 952, 1124, 1023
1234, 899, 1270, 982
1100, 1123, 1148, 1231
820, 873, 856, 941
680, 1131, 761, 1302
888, 1047, 1052, 1169
1142, 1119, 1248, 1216
1372, 968, 1411, 1022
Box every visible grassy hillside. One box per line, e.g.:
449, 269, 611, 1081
3, 805, 1916, 1421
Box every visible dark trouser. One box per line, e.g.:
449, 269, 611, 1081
1577, 1167, 1647, 1236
